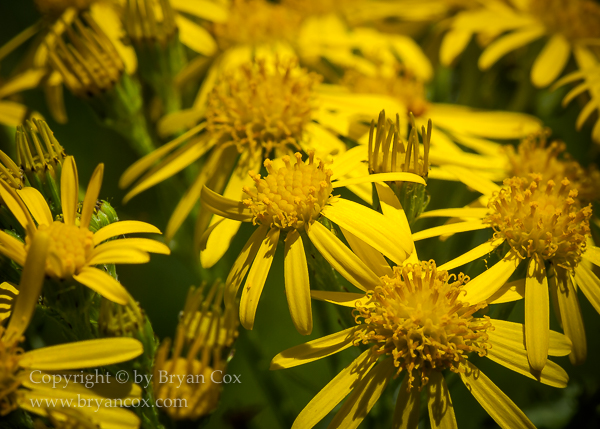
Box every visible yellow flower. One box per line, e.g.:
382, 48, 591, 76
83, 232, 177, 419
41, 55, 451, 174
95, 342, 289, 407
271, 256, 570, 429
0, 156, 170, 305
200, 152, 425, 334
121, 58, 404, 247
440, 0, 600, 88
415, 167, 599, 370
1, 231, 142, 427
153, 281, 238, 420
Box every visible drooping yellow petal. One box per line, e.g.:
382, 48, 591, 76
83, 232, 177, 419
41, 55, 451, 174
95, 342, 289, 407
19, 338, 143, 370
283, 230, 312, 335
271, 326, 366, 370
73, 267, 129, 305
88, 246, 150, 266
462, 251, 521, 303
554, 268, 587, 365
61, 156, 79, 226
5, 231, 49, 343
291, 350, 376, 429
574, 263, 600, 315
93, 221, 162, 246
0, 231, 27, 267
310, 290, 372, 308
392, 375, 420, 429
412, 220, 489, 242
239, 227, 280, 330
531, 34, 571, 88
460, 362, 535, 429
486, 318, 571, 357
427, 371, 457, 429
341, 227, 393, 278
438, 238, 504, 271
201, 185, 253, 221
328, 358, 395, 429
307, 221, 380, 292
323, 199, 409, 264
80, 164, 104, 230
479, 26, 546, 70
440, 29, 472, 66
525, 258, 549, 371
17, 188, 53, 226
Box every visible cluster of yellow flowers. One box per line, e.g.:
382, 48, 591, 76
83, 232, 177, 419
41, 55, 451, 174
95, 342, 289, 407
0, 0, 599, 428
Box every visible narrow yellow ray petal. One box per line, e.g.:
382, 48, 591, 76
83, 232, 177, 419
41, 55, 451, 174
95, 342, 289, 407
574, 263, 600, 315
525, 258, 549, 371
582, 246, 600, 267
310, 291, 371, 308
323, 199, 409, 264
0, 100, 27, 127
412, 220, 489, 242
93, 221, 161, 246
442, 165, 500, 196
419, 208, 489, 219
427, 371, 457, 429
329, 358, 395, 429
479, 26, 545, 70
0, 181, 35, 233
5, 231, 49, 343
341, 227, 393, 278
531, 34, 571, 88
460, 362, 535, 429
392, 375, 420, 429
439, 238, 504, 271
201, 185, 253, 221
119, 123, 205, 189
303, 122, 346, 158
61, 156, 79, 226
171, 0, 229, 22
88, 247, 150, 266
175, 14, 217, 55
92, 238, 170, 259
555, 269, 587, 365
0, 231, 26, 266
0, 68, 46, 98
16, 188, 52, 226
80, 164, 104, 230
333, 172, 426, 189
284, 230, 312, 335
201, 218, 243, 268
291, 350, 376, 429
271, 326, 366, 370
19, 338, 143, 370
73, 267, 129, 305
307, 221, 380, 291
440, 29, 472, 66
462, 251, 521, 303
488, 279, 525, 304
239, 227, 280, 330
329, 146, 368, 181
450, 132, 503, 157
486, 318, 571, 357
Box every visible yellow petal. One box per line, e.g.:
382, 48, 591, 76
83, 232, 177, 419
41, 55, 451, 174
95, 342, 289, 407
479, 26, 545, 70
93, 221, 162, 246
175, 14, 217, 56
462, 251, 521, 303
201, 185, 253, 221
328, 358, 395, 429
333, 172, 426, 189
392, 375, 420, 429
73, 267, 129, 305
582, 245, 600, 267
5, 231, 49, 343
323, 198, 410, 264
284, 230, 312, 335
271, 325, 365, 370
291, 350, 376, 429
525, 258, 549, 371
341, 227, 393, 278
0, 180, 35, 233
412, 220, 489, 242
441, 165, 500, 196
16, 187, 53, 226
61, 156, 79, 226
574, 263, 600, 315
554, 268, 587, 365
307, 221, 380, 291
0, 230, 26, 266
93, 238, 170, 257
0, 282, 18, 322
460, 362, 535, 429
419, 208, 490, 219
0, 68, 46, 98
20, 338, 143, 370
531, 34, 571, 88
0, 100, 27, 127
201, 217, 243, 268
440, 29, 472, 66
438, 238, 504, 271
80, 164, 104, 230
239, 227, 280, 330
488, 279, 526, 304
427, 371, 457, 429
171, 0, 229, 22
310, 290, 372, 308
487, 318, 571, 357
88, 246, 150, 266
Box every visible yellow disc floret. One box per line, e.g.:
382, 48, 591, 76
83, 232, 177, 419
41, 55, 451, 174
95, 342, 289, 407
485, 175, 592, 270
206, 59, 320, 160
529, 0, 600, 40
353, 261, 491, 390
243, 152, 333, 230
0, 330, 23, 416
28, 221, 94, 279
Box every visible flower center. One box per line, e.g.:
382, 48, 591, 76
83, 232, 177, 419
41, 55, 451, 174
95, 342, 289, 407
484, 175, 592, 270
243, 152, 333, 230
212, 0, 301, 49
32, 221, 94, 278
529, 0, 600, 40
505, 131, 600, 204
353, 261, 490, 390
0, 331, 24, 416
34, 0, 94, 15
206, 59, 320, 159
